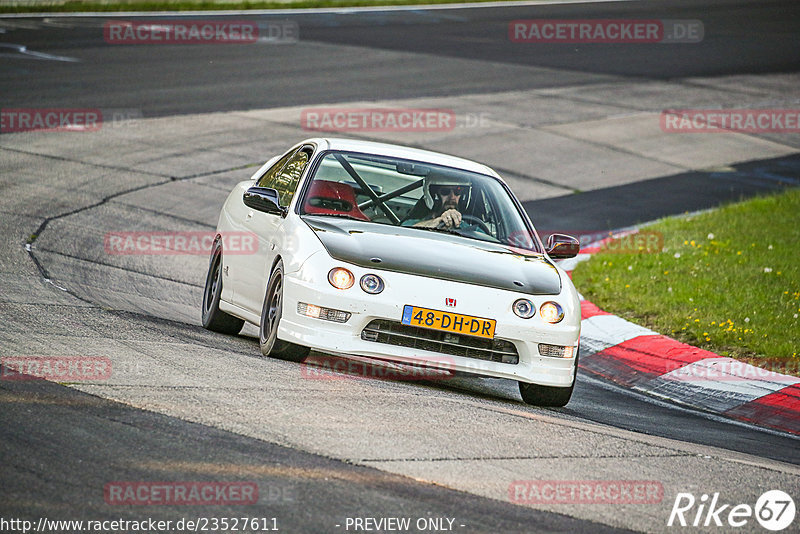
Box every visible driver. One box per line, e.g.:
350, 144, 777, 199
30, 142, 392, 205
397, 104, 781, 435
403, 175, 472, 229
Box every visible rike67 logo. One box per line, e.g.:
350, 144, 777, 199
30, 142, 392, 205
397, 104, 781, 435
668, 490, 795, 531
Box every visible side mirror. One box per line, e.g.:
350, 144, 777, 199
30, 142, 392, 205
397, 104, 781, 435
243, 186, 287, 217
546, 233, 580, 259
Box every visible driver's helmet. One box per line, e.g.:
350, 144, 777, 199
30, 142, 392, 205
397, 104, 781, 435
422, 174, 472, 210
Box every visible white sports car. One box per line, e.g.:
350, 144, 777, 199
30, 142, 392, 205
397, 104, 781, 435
202, 138, 581, 406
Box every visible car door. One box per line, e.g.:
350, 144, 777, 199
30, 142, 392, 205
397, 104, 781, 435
222, 151, 292, 307
236, 145, 313, 315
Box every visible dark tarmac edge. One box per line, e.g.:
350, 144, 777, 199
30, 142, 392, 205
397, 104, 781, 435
524, 154, 800, 233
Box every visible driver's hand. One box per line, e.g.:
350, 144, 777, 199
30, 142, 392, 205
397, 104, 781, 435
439, 209, 462, 228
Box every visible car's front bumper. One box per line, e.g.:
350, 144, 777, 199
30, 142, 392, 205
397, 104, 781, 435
278, 252, 580, 387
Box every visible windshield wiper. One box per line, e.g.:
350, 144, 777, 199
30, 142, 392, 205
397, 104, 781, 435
304, 213, 366, 221
413, 225, 502, 244
414, 226, 464, 236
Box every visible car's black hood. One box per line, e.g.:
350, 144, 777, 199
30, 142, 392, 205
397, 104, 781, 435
302, 216, 562, 295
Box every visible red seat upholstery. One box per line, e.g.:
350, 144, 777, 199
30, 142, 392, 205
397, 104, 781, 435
303, 180, 370, 221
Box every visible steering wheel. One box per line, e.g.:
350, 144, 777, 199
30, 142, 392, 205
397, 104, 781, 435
459, 214, 492, 235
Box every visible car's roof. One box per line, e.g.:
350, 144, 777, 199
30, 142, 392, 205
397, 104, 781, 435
302, 138, 501, 179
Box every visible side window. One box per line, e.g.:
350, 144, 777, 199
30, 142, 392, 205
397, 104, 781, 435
256, 153, 291, 188
275, 150, 309, 206
256, 148, 311, 206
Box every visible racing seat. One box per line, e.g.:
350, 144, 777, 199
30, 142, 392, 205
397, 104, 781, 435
303, 180, 370, 221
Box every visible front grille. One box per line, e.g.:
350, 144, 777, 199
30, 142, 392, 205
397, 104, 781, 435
361, 319, 519, 364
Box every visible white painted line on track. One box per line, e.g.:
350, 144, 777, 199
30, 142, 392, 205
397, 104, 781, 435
0, 42, 79, 61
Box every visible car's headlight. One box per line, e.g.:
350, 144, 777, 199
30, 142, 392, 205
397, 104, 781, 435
512, 298, 535, 319
360, 274, 385, 294
539, 301, 564, 324
328, 267, 354, 290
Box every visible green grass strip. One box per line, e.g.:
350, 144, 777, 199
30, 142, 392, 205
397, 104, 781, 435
572, 188, 800, 374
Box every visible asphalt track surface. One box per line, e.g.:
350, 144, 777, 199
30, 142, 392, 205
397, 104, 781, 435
1, 377, 627, 534
0, 0, 798, 115
2, 0, 800, 532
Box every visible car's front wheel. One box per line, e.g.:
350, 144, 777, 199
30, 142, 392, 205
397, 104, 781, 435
201, 239, 244, 335
518, 349, 579, 407
259, 259, 310, 362
518, 381, 574, 407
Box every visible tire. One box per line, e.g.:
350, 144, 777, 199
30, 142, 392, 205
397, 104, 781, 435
259, 260, 310, 362
518, 381, 574, 407
202, 239, 245, 335
518, 347, 579, 407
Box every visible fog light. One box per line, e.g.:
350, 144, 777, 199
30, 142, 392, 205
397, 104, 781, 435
539, 302, 564, 324
298, 302, 351, 323
513, 299, 535, 319
328, 267, 354, 290
538, 343, 575, 358
360, 274, 385, 294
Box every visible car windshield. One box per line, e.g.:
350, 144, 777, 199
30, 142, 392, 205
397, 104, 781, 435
299, 151, 541, 253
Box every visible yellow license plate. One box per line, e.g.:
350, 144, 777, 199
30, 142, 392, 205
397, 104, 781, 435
401, 305, 496, 339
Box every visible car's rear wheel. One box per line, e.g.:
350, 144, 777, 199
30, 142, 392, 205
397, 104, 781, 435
259, 260, 309, 362
201, 239, 245, 335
